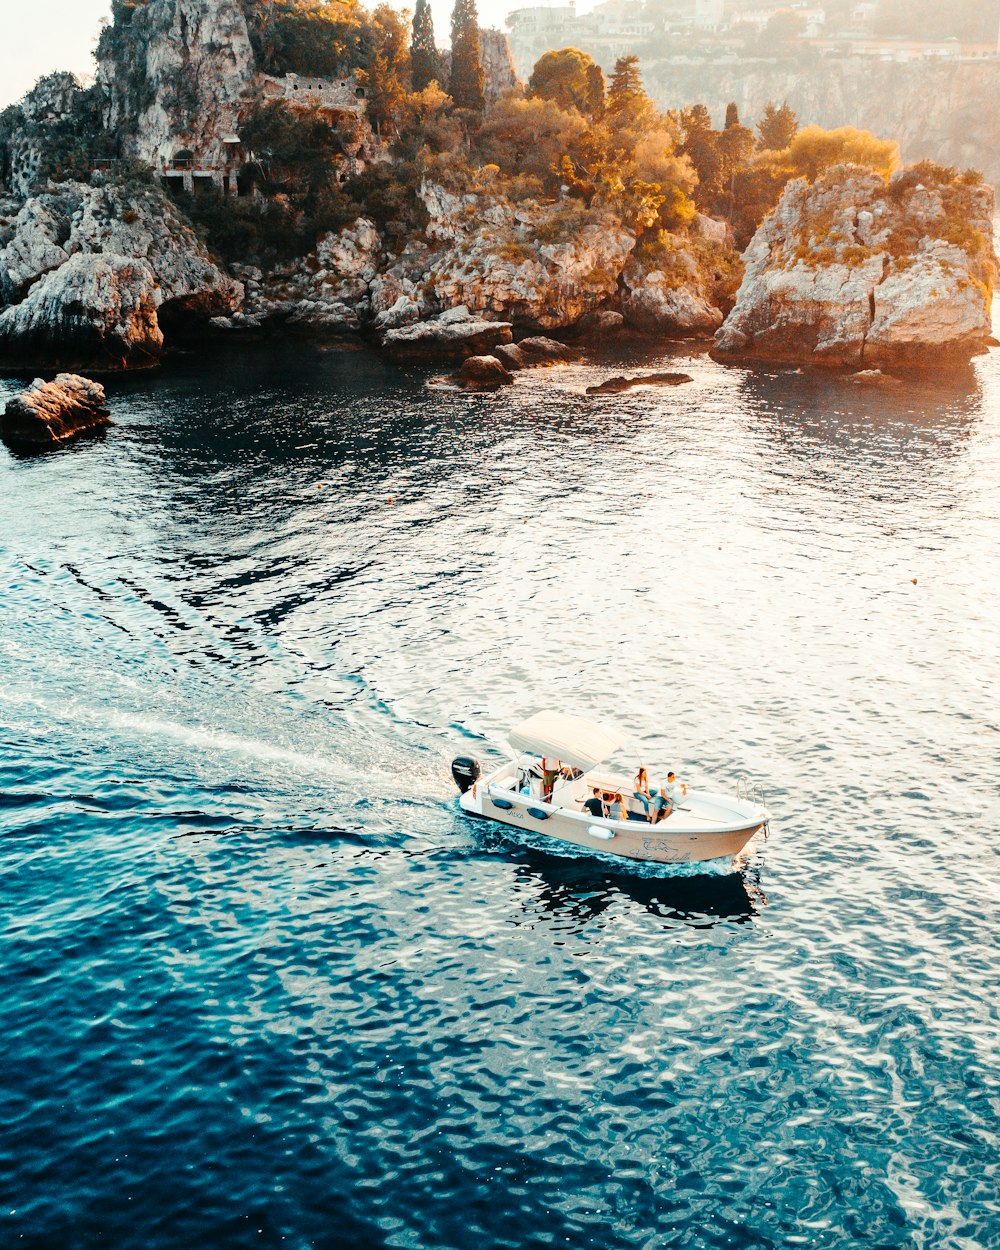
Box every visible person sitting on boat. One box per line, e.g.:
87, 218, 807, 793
542, 758, 560, 802
608, 792, 630, 822
633, 768, 654, 822
583, 789, 605, 819
651, 788, 673, 824
664, 771, 688, 810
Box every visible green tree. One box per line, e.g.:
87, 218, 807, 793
528, 47, 605, 116
363, 4, 411, 135
449, 0, 485, 113
680, 104, 723, 206
757, 101, 798, 152
410, 0, 441, 92
606, 54, 648, 122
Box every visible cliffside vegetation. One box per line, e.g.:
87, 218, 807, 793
1, 0, 988, 288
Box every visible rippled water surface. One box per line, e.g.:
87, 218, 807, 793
1, 338, 998, 1250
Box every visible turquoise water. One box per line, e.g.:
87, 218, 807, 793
1, 341, 998, 1249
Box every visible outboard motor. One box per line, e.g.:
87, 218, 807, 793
452, 756, 481, 794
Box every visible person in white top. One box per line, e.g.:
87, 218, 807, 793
664, 771, 687, 810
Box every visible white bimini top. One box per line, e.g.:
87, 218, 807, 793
508, 711, 627, 773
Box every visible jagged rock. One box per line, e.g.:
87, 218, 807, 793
237, 217, 381, 333
382, 307, 513, 362
2, 373, 110, 448
417, 182, 635, 331
449, 355, 514, 390
0, 194, 73, 304
0, 254, 163, 371
479, 29, 521, 103
586, 372, 694, 396
96, 0, 257, 169
0, 73, 90, 198
713, 165, 997, 368
0, 182, 240, 369
622, 247, 726, 334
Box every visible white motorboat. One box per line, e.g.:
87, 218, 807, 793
452, 711, 769, 866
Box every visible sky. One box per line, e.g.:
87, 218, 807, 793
0, 0, 552, 109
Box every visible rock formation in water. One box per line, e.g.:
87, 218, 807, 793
381, 306, 513, 361
0, 181, 241, 370
1, 373, 110, 448
713, 165, 997, 369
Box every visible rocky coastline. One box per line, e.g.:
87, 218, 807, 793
0, 0, 995, 382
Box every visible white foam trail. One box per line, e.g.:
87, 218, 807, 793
0, 688, 449, 799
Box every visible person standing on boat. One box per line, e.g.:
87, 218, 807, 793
542, 758, 560, 802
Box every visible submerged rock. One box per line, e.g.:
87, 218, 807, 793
586, 372, 694, 396
713, 165, 997, 368
2, 373, 110, 448
449, 355, 514, 390
382, 307, 513, 362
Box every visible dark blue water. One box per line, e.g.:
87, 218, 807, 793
2, 340, 998, 1250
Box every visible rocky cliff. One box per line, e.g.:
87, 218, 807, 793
713, 165, 997, 369
96, 0, 257, 168
646, 58, 1000, 188
0, 180, 242, 370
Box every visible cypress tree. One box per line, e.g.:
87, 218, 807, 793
410, 0, 441, 92
725, 101, 740, 130
448, 0, 485, 113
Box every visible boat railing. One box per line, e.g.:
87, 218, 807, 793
736, 775, 766, 808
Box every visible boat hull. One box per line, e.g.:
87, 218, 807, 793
459, 774, 767, 865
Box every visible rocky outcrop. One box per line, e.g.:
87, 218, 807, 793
713, 166, 997, 369
382, 306, 513, 362
233, 219, 381, 333
0, 74, 95, 198
96, 0, 257, 168
417, 182, 635, 332
2, 374, 110, 448
480, 29, 521, 103
0, 181, 241, 370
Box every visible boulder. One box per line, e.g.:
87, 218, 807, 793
517, 335, 575, 362
493, 342, 528, 371
449, 355, 514, 390
382, 308, 513, 362
2, 373, 110, 448
576, 309, 625, 337
713, 165, 997, 368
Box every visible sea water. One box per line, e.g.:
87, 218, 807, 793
1, 340, 997, 1249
